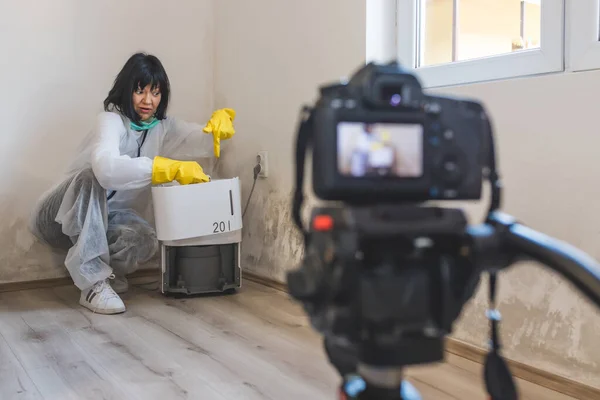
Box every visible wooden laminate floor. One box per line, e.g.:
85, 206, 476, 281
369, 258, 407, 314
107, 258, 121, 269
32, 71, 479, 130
0, 277, 577, 400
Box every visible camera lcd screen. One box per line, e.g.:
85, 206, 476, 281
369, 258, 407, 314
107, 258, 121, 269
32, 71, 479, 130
337, 122, 423, 178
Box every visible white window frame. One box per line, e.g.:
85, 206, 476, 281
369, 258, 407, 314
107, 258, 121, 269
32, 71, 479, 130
396, 0, 565, 88
567, 0, 600, 72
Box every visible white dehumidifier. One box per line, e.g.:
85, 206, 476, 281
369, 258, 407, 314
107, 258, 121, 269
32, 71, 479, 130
151, 178, 243, 295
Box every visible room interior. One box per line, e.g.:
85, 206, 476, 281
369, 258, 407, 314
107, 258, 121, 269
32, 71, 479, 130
1, 0, 599, 398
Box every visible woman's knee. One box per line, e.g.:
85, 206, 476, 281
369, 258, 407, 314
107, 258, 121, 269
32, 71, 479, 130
109, 220, 158, 261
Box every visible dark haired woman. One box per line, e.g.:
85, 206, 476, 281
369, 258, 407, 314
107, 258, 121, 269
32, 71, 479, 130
29, 53, 235, 314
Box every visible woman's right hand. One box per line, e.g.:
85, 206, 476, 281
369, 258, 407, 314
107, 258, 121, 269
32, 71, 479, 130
151, 156, 210, 185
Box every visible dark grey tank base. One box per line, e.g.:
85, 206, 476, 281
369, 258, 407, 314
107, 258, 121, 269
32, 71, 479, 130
161, 243, 241, 296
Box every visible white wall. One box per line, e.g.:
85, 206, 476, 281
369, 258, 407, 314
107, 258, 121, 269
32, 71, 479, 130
213, 0, 367, 279
0, 0, 214, 283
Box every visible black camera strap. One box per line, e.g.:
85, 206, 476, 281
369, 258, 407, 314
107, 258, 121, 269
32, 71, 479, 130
292, 106, 314, 242
484, 271, 518, 400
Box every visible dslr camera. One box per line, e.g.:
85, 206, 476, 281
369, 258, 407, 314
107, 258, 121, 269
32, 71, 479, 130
288, 61, 504, 400
311, 61, 488, 204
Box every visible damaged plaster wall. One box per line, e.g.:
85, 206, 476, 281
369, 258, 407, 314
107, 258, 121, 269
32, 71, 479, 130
214, 0, 600, 389
0, 0, 214, 283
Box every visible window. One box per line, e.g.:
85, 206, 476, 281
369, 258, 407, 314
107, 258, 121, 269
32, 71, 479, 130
419, 0, 541, 66
568, 1, 600, 72
396, 0, 564, 87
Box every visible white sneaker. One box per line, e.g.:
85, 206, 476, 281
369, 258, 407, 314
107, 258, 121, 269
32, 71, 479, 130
80, 277, 126, 314
111, 275, 129, 294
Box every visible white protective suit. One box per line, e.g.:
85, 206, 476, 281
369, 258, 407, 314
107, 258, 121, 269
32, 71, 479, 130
30, 111, 217, 290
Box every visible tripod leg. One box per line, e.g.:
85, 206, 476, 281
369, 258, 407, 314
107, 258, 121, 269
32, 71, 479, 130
339, 376, 422, 400
400, 381, 422, 400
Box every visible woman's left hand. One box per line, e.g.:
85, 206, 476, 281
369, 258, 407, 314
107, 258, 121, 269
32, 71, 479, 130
203, 108, 236, 158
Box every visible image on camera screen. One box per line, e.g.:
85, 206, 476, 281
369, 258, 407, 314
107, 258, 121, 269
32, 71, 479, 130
337, 122, 423, 178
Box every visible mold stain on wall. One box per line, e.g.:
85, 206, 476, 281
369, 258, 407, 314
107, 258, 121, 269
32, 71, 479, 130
452, 264, 600, 388
0, 200, 68, 284
241, 186, 305, 282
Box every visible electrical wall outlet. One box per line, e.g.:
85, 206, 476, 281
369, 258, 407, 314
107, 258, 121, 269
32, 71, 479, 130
257, 151, 268, 178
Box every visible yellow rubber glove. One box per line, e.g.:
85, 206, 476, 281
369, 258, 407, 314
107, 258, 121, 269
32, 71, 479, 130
203, 108, 236, 158
151, 156, 210, 185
